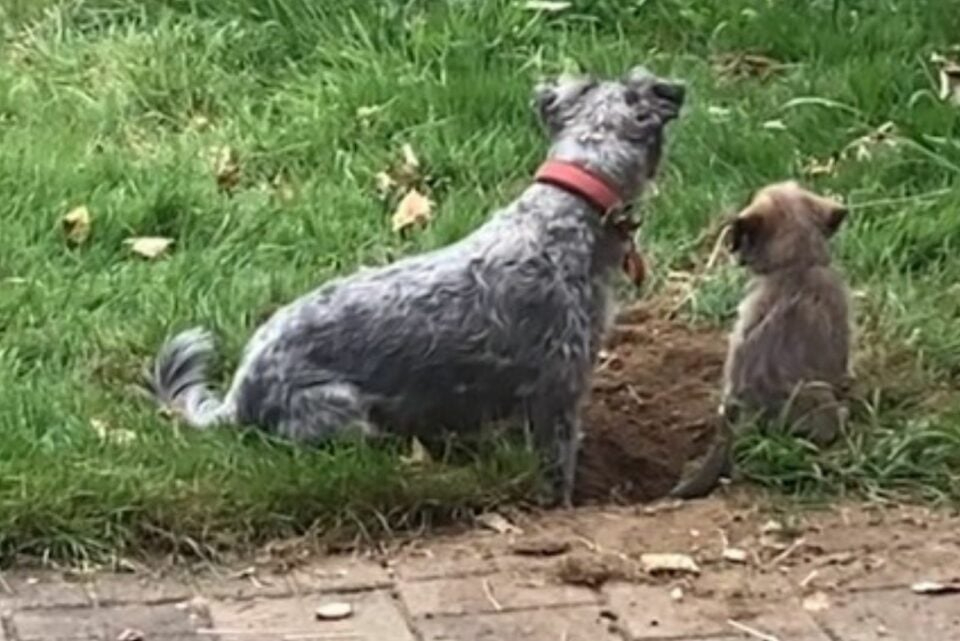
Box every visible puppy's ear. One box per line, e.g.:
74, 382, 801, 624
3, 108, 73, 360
532, 73, 594, 132
729, 214, 764, 253
814, 197, 848, 237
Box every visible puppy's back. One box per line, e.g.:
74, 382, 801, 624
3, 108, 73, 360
728, 265, 849, 413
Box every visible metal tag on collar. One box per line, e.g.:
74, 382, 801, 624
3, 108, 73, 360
602, 202, 641, 234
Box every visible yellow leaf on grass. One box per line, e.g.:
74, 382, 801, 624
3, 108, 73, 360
209, 145, 241, 192
391, 188, 433, 233
640, 553, 701, 575
400, 436, 432, 466
62, 205, 92, 245
90, 418, 137, 446
932, 52, 960, 106
401, 143, 420, 172
125, 236, 173, 259
522, 0, 572, 11
375, 171, 397, 196
802, 591, 831, 612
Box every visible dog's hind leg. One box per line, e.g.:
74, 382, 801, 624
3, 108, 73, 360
275, 382, 378, 443
529, 396, 582, 508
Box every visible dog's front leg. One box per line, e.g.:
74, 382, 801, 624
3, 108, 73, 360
529, 398, 581, 508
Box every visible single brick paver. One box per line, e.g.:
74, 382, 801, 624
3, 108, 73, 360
399, 573, 599, 618
604, 580, 832, 640
812, 588, 960, 641
84, 574, 194, 607
0, 573, 90, 610
11, 602, 200, 641
206, 589, 415, 641
416, 605, 620, 641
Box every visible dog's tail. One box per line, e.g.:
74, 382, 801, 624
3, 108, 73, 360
147, 327, 233, 428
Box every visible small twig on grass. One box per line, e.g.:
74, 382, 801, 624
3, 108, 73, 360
482, 578, 503, 611
765, 537, 806, 569
198, 631, 361, 639
704, 224, 732, 271
851, 188, 952, 210
0, 571, 12, 595
727, 618, 781, 641
666, 223, 732, 318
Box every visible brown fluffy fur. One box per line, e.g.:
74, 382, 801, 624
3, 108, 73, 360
671, 181, 852, 499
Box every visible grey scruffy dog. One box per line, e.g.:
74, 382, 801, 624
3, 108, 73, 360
148, 65, 686, 505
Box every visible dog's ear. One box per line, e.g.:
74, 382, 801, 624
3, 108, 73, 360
810, 194, 848, 238
729, 214, 764, 253
533, 80, 560, 125
532, 73, 595, 132
623, 65, 685, 122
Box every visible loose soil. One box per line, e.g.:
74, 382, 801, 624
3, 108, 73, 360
575, 303, 726, 504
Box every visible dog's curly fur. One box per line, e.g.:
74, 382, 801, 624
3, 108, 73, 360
148, 66, 685, 505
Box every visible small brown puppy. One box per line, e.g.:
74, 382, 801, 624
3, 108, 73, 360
671, 181, 852, 498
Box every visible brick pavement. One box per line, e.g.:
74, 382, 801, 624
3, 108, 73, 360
1, 500, 958, 640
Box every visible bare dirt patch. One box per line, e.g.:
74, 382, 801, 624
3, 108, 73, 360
575, 303, 726, 504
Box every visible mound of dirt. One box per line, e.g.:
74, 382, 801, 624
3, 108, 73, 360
574, 304, 726, 504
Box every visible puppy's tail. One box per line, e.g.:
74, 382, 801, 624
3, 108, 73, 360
147, 327, 233, 428
668, 418, 735, 500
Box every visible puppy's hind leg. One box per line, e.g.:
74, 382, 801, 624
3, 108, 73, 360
277, 381, 378, 443
785, 381, 845, 447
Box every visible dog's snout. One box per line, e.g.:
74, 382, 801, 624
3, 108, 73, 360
653, 81, 685, 107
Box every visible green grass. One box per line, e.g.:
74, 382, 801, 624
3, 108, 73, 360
1, 0, 959, 564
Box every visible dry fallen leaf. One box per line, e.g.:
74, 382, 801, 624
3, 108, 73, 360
400, 437, 432, 466
510, 536, 572, 557
761, 520, 784, 535
125, 236, 173, 259
314, 601, 353, 621
476, 512, 522, 535
707, 105, 733, 120
843, 121, 897, 162
522, 0, 572, 11
401, 143, 420, 173
931, 53, 960, 106
90, 419, 137, 446
356, 105, 384, 124
375, 171, 398, 196
803, 156, 837, 177
210, 145, 241, 192
189, 114, 211, 131
910, 580, 960, 595
640, 553, 701, 576
802, 590, 831, 612
116, 629, 145, 641
270, 173, 295, 203
670, 586, 685, 602
62, 206, 92, 245
391, 188, 433, 234
712, 52, 787, 80
722, 548, 749, 564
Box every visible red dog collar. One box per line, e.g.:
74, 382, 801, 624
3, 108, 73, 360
534, 160, 646, 287
535, 160, 624, 213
